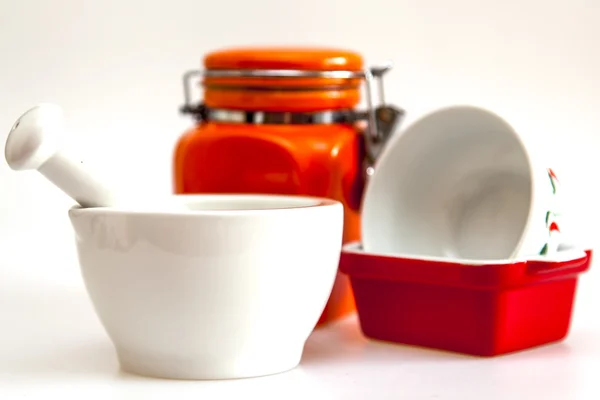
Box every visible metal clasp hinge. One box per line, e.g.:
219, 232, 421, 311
361, 65, 404, 174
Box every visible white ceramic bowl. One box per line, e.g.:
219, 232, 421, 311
68, 194, 343, 380
362, 105, 561, 260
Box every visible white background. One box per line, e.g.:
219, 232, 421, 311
1, 0, 599, 398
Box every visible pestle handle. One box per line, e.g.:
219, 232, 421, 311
5, 103, 121, 208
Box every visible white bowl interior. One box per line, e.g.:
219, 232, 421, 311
362, 106, 533, 260
72, 194, 332, 214
176, 194, 326, 210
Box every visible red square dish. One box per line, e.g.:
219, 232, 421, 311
339, 242, 592, 356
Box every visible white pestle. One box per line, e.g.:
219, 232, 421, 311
5, 103, 123, 208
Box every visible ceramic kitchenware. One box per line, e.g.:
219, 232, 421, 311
69, 194, 343, 379
339, 241, 591, 356
5, 103, 188, 210
174, 47, 404, 326
362, 105, 562, 261
5, 104, 345, 379
5, 103, 122, 208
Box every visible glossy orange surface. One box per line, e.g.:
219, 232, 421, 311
174, 47, 367, 325
204, 47, 364, 71
203, 88, 361, 112
174, 123, 365, 324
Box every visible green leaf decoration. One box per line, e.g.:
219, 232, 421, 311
547, 170, 557, 194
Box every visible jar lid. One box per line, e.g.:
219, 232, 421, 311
203, 46, 364, 71
199, 47, 366, 111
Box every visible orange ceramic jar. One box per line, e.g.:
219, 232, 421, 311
173, 47, 402, 325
